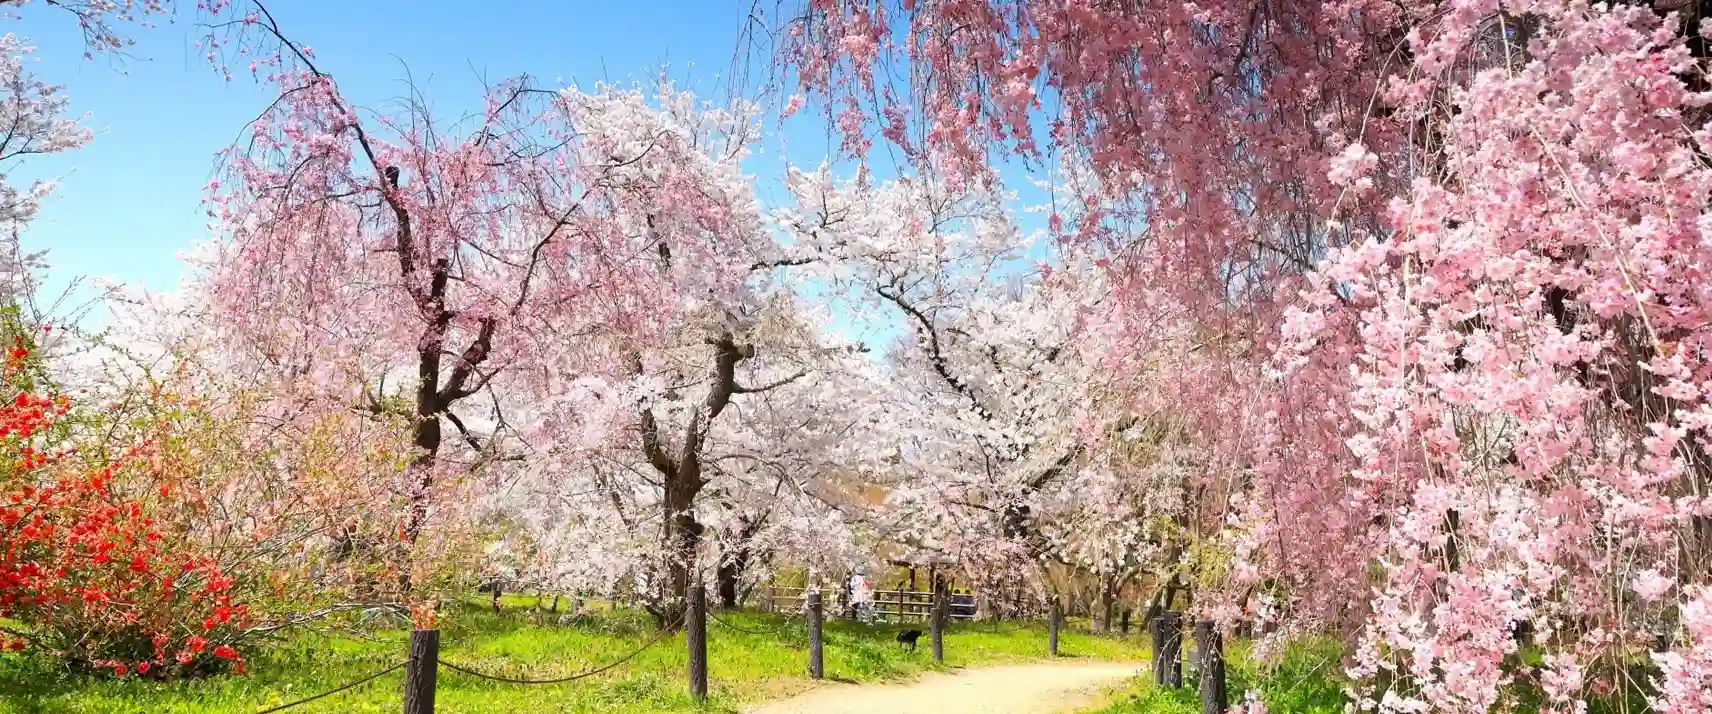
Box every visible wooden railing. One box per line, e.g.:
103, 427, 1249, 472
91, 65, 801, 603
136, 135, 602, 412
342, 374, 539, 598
761, 585, 978, 622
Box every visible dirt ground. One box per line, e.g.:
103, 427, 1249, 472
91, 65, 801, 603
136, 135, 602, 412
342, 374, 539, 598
743, 661, 1145, 714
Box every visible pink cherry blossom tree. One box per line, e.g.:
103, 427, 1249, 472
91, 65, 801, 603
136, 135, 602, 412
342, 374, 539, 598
506, 336, 885, 617
770, 165, 1215, 621
0, 32, 88, 307
0, 0, 174, 313
199, 9, 782, 605
0, 0, 166, 55
498, 245, 882, 624
767, 1, 1712, 711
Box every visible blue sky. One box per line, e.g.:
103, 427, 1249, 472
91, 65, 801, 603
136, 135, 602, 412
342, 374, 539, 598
10, 0, 1053, 350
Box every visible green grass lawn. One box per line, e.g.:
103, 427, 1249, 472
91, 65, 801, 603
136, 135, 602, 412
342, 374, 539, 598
0, 596, 1148, 714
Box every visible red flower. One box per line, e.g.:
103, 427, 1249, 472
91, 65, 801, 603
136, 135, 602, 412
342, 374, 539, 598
212, 645, 239, 660
112, 663, 128, 677
187, 635, 207, 653
135, 661, 150, 674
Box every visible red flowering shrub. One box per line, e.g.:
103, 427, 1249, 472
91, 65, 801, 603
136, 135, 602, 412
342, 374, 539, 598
0, 337, 249, 677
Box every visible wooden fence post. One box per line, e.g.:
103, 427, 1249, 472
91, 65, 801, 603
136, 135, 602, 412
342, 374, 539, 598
1158, 611, 1182, 688
688, 584, 708, 703
931, 578, 947, 663
1149, 615, 1163, 685
1190, 620, 1203, 680
1048, 598, 1061, 656
403, 629, 438, 714
807, 591, 824, 680
1196, 620, 1226, 714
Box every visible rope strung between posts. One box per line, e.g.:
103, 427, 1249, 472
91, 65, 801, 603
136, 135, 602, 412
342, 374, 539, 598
436, 617, 680, 685
705, 608, 798, 636
250, 660, 407, 713
985, 618, 1034, 634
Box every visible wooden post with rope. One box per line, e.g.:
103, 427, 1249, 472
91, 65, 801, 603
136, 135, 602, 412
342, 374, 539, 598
807, 590, 824, 679
403, 629, 439, 714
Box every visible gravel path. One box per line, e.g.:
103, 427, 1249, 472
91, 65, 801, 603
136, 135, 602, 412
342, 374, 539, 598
744, 661, 1145, 714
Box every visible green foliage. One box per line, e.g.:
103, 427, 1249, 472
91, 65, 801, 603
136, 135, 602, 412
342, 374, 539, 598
0, 596, 1147, 713
0, 305, 50, 393
1085, 636, 1659, 714
1086, 637, 1345, 714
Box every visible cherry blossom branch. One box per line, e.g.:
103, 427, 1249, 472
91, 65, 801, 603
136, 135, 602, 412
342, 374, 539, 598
874, 282, 984, 412
242, 1, 434, 313
732, 370, 808, 395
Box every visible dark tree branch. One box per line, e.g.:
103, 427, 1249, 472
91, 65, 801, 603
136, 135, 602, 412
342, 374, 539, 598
733, 370, 808, 394
631, 352, 679, 479
437, 317, 499, 403
442, 410, 525, 463
750, 256, 816, 271
874, 283, 986, 415
703, 332, 755, 421
245, 1, 432, 313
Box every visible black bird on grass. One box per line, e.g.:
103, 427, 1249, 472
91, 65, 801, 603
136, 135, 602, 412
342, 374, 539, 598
896, 628, 923, 651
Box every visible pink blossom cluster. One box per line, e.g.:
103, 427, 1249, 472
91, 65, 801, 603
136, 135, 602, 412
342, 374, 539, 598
775, 0, 1712, 710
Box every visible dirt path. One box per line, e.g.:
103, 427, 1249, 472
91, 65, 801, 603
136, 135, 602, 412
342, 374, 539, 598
744, 661, 1145, 714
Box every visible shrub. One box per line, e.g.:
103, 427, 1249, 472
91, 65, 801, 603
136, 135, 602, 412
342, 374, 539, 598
0, 335, 251, 677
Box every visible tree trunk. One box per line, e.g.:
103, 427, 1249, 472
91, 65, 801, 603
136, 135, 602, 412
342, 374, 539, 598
401, 259, 497, 548
841, 571, 856, 619
661, 469, 703, 631
402, 410, 442, 542
638, 332, 780, 630
718, 546, 750, 610
1144, 573, 1184, 625
395, 262, 500, 595
395, 404, 442, 594
1093, 576, 1115, 634
717, 516, 760, 609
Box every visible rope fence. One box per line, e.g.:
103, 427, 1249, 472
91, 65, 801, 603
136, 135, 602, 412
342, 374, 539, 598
243, 618, 681, 713
706, 608, 798, 637
233, 588, 1191, 714
251, 660, 407, 713
979, 617, 1035, 634
434, 623, 677, 685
